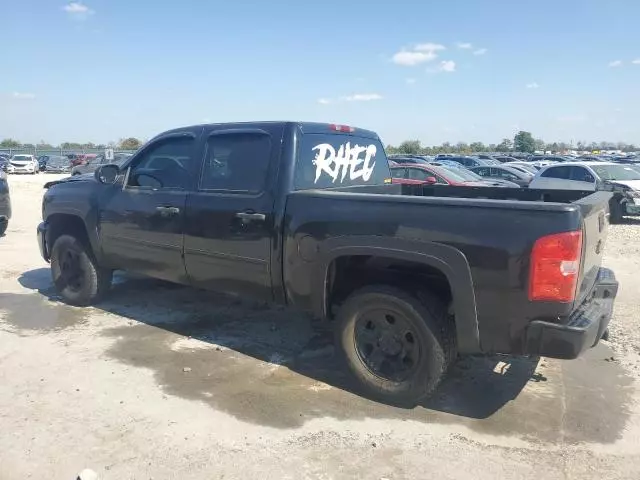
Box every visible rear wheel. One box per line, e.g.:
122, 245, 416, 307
335, 285, 456, 406
50, 234, 112, 306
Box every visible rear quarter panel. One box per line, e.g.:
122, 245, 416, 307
283, 189, 584, 354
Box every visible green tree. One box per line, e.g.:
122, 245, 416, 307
469, 142, 486, 152
61, 142, 82, 149
397, 140, 422, 155
534, 138, 545, 152
455, 142, 470, 153
118, 137, 143, 150
0, 138, 21, 148
513, 131, 536, 153
495, 138, 513, 152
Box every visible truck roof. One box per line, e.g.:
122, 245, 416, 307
159, 121, 380, 140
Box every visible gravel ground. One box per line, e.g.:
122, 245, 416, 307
0, 174, 639, 480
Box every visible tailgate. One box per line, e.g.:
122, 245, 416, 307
573, 191, 611, 306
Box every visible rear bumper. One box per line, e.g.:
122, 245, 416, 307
37, 221, 50, 262
525, 267, 618, 359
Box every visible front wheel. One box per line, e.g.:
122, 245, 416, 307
50, 234, 112, 306
335, 285, 456, 406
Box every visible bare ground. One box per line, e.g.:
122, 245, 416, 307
0, 174, 639, 479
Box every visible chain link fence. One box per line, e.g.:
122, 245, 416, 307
0, 147, 137, 157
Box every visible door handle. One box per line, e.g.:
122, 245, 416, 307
235, 211, 266, 221
156, 206, 180, 215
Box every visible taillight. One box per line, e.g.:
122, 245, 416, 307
329, 124, 355, 133
529, 230, 583, 303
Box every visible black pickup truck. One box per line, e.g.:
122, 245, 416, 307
37, 121, 618, 405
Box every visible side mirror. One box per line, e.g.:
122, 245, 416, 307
95, 164, 119, 184
425, 176, 437, 185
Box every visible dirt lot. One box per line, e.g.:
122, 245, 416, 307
1, 174, 639, 480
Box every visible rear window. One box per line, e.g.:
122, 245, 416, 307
295, 133, 390, 190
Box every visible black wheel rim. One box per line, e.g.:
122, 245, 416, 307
59, 248, 84, 292
354, 307, 421, 382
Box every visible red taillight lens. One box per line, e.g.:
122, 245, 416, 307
329, 124, 355, 133
529, 230, 583, 303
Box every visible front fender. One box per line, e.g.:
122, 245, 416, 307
314, 236, 480, 354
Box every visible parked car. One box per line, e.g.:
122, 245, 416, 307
470, 165, 533, 187
506, 161, 542, 173
530, 162, 640, 222
387, 155, 430, 165
390, 163, 491, 187
44, 155, 73, 174
0, 155, 9, 172
38, 121, 617, 406
72, 153, 133, 176
431, 162, 521, 187
493, 156, 518, 163
0, 170, 11, 236
67, 153, 96, 167
7, 154, 38, 174
440, 156, 497, 168
37, 155, 49, 171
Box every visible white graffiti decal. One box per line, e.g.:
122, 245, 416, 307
312, 142, 377, 184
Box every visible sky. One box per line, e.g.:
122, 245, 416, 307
1, 0, 639, 146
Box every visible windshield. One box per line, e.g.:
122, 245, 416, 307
295, 133, 390, 190
439, 166, 482, 181
12, 155, 31, 161
592, 164, 640, 181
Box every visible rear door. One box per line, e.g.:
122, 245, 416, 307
568, 166, 597, 191
183, 124, 283, 301
534, 165, 571, 189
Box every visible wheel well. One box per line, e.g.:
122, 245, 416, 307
47, 214, 91, 250
326, 255, 454, 319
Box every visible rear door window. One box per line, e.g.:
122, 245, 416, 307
295, 133, 390, 190
569, 166, 595, 182
389, 167, 406, 179
407, 168, 431, 181
541, 166, 570, 179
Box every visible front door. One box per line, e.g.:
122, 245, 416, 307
99, 133, 200, 283
183, 125, 282, 301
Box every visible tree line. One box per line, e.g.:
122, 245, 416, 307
386, 131, 639, 155
0, 137, 143, 150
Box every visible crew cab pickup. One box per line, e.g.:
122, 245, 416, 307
37, 121, 618, 405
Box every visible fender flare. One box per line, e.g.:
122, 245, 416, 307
45, 203, 101, 262
315, 236, 480, 354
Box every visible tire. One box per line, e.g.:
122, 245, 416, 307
50, 234, 112, 306
0, 219, 7, 237
335, 285, 456, 406
609, 197, 624, 224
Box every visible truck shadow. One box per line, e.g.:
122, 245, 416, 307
17, 268, 539, 420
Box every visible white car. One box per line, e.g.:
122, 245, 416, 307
529, 161, 640, 222
7, 154, 38, 174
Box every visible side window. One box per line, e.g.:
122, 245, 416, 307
541, 166, 570, 179
407, 168, 430, 181
127, 136, 195, 190
200, 132, 271, 193
570, 167, 595, 183
389, 168, 405, 179
475, 167, 490, 176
